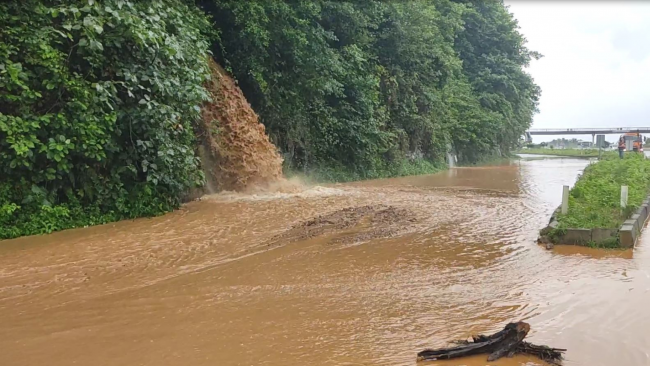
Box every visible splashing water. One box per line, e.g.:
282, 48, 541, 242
447, 152, 457, 168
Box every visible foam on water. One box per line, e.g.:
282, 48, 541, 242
205, 184, 349, 202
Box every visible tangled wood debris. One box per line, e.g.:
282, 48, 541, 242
417, 322, 565, 364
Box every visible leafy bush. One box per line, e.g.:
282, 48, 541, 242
557, 153, 650, 229
0, 0, 211, 239
293, 157, 444, 183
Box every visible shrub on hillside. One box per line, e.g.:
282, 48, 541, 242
0, 0, 211, 238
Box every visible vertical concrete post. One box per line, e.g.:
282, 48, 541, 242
621, 186, 629, 208
562, 185, 569, 214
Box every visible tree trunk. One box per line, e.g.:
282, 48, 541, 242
417, 322, 564, 364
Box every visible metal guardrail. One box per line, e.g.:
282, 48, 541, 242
527, 127, 650, 135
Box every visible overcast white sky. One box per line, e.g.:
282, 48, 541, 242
506, 1, 650, 143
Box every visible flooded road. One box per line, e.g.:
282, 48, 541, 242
1, 156, 649, 366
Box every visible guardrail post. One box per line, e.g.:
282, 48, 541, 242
562, 185, 569, 214
621, 185, 629, 208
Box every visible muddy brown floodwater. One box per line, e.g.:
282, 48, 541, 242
2, 156, 650, 366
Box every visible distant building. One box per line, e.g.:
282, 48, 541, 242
578, 141, 593, 149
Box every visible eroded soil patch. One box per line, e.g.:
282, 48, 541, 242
272, 204, 417, 245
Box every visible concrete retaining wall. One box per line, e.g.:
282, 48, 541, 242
619, 198, 650, 247
540, 194, 650, 248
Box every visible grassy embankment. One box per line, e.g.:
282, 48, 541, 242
554, 153, 650, 246
517, 148, 600, 157
291, 153, 518, 183
288, 159, 445, 183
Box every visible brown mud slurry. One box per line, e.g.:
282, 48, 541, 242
273, 204, 418, 245
198, 58, 283, 192
2, 157, 650, 366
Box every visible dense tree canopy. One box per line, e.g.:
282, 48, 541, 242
202, 0, 540, 175
1, 0, 539, 238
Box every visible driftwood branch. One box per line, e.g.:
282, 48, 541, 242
417, 322, 565, 364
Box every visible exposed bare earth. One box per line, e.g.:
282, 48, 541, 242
272, 204, 418, 245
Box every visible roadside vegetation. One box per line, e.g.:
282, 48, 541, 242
556, 153, 650, 230
292, 159, 445, 183
0, 1, 211, 239
1, 0, 540, 239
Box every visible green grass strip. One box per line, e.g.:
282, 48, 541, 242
517, 148, 602, 157
557, 153, 650, 229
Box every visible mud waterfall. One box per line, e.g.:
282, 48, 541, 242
197, 58, 284, 192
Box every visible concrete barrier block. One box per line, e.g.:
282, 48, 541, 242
623, 218, 636, 225
620, 224, 637, 248
636, 206, 648, 225
631, 214, 641, 233
624, 219, 638, 235
562, 228, 592, 245
636, 210, 647, 230
591, 228, 616, 243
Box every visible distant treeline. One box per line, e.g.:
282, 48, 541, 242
527, 138, 612, 149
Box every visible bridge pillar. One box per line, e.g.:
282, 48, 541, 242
592, 133, 595, 146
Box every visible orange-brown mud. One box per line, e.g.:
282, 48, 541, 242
272, 204, 418, 245
2, 156, 650, 366
198, 58, 283, 192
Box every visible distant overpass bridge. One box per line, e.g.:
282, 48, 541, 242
524, 127, 650, 142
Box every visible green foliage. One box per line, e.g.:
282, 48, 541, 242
0, 0, 211, 239
200, 0, 540, 171
547, 227, 567, 244
587, 237, 620, 249
459, 154, 516, 167
2, 0, 541, 239
557, 153, 650, 229
291, 158, 444, 183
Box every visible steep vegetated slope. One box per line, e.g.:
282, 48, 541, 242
201, 0, 540, 180
1, 0, 540, 238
